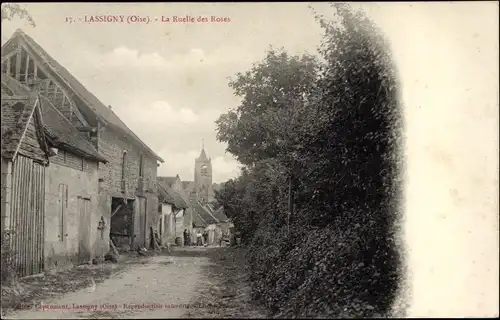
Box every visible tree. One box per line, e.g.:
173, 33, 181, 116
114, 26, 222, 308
1, 3, 35, 27
216, 48, 321, 220
215, 3, 403, 318
215, 48, 319, 168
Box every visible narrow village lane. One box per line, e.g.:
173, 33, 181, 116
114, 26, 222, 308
4, 248, 210, 319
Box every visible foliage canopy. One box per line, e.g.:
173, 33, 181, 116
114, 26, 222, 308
1, 4, 35, 27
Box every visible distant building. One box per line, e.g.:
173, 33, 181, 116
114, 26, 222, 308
157, 175, 194, 246
157, 181, 189, 246
182, 145, 214, 204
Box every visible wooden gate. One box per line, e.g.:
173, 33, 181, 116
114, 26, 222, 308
77, 197, 92, 264
133, 197, 147, 248
9, 155, 45, 277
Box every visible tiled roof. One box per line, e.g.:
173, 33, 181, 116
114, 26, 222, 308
191, 201, 219, 225
192, 208, 207, 228
1, 82, 15, 96
182, 181, 195, 191
1, 74, 107, 162
157, 182, 189, 209
211, 207, 229, 222
157, 176, 177, 187
1, 97, 37, 158
40, 96, 107, 162
5, 29, 163, 163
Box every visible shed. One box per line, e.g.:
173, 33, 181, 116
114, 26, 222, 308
1, 95, 50, 277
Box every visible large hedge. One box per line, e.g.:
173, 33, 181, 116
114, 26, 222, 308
215, 4, 405, 318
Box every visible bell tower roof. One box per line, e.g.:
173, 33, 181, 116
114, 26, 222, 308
197, 139, 209, 162
198, 148, 208, 161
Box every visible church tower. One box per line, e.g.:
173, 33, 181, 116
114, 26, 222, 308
194, 142, 213, 204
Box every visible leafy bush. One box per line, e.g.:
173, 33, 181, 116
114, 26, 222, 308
215, 4, 405, 318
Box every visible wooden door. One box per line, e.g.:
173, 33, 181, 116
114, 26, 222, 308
134, 197, 147, 248
77, 197, 92, 264
9, 156, 45, 277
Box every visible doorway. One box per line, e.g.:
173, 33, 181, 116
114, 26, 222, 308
110, 197, 135, 248
136, 197, 147, 248
77, 197, 92, 264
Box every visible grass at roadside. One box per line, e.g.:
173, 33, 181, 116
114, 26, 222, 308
183, 246, 269, 319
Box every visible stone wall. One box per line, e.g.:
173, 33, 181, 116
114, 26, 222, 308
44, 154, 102, 271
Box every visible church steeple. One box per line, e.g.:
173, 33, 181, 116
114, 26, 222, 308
194, 140, 213, 203
198, 149, 208, 161
198, 139, 209, 162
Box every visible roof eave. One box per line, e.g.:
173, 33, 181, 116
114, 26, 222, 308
43, 127, 108, 163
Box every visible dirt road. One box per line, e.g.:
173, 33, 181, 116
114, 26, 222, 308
4, 248, 210, 319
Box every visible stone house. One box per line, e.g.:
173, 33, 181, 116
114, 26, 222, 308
188, 204, 232, 246
157, 196, 174, 247
157, 182, 189, 246
190, 201, 219, 245
1, 74, 107, 276
1, 29, 164, 253
157, 175, 193, 245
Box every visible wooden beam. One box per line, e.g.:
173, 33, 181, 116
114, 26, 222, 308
25, 54, 30, 84
1, 50, 18, 64
15, 48, 22, 81
109, 239, 119, 256
76, 126, 94, 132
67, 94, 72, 123
19, 43, 90, 127
44, 79, 50, 93
6, 58, 11, 76
33, 60, 38, 80
111, 204, 122, 217
12, 96, 39, 162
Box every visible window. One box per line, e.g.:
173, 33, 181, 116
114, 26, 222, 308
139, 154, 144, 177
200, 164, 208, 175
89, 127, 98, 138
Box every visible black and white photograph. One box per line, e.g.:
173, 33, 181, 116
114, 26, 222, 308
1, 2, 498, 319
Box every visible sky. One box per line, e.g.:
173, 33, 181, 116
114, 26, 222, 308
1, 2, 330, 183
2, 2, 499, 317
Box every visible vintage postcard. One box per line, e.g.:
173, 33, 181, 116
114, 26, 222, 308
1, 2, 498, 319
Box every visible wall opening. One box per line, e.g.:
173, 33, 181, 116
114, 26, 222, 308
109, 197, 135, 249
